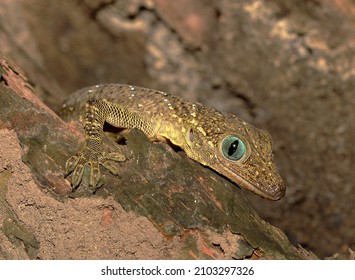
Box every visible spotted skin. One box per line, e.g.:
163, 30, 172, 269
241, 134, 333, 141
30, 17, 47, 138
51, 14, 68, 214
61, 84, 285, 200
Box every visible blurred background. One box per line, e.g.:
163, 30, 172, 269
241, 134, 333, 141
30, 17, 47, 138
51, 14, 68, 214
0, 0, 354, 258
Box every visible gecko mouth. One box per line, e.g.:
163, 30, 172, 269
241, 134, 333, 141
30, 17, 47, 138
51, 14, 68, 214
218, 164, 285, 200
236, 175, 285, 200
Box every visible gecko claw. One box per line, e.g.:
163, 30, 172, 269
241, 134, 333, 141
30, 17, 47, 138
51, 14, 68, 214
65, 146, 126, 190
71, 162, 85, 188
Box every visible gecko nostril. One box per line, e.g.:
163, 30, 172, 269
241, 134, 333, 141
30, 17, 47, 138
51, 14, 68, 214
269, 184, 286, 200
63, 83, 285, 200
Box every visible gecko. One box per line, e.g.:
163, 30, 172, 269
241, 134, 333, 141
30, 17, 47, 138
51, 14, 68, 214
61, 84, 285, 200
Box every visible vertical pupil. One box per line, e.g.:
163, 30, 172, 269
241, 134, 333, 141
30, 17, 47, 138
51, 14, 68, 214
228, 140, 239, 156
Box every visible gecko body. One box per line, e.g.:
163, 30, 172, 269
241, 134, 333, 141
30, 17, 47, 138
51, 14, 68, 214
62, 84, 285, 200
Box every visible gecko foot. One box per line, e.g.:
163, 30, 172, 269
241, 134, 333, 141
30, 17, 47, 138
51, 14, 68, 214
65, 146, 126, 189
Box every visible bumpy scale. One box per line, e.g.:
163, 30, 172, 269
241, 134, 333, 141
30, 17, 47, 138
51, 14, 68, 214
61, 84, 285, 200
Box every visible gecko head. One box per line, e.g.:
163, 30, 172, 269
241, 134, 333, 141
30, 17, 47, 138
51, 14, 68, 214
215, 128, 285, 200
185, 121, 285, 200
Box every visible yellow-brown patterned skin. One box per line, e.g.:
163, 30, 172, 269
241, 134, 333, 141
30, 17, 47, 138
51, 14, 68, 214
62, 84, 285, 200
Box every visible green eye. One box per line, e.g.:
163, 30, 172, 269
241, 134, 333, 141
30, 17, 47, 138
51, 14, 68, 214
221, 136, 246, 161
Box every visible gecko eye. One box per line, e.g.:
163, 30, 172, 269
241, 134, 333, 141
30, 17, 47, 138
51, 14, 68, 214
221, 136, 247, 161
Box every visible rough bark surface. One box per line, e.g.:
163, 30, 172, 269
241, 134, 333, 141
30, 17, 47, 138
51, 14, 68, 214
0, 0, 354, 259
0, 57, 315, 259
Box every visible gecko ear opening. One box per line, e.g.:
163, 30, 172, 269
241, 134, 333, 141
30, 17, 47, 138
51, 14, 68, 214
189, 128, 194, 142
220, 135, 249, 162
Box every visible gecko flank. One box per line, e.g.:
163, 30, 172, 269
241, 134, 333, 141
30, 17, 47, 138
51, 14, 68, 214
61, 84, 285, 200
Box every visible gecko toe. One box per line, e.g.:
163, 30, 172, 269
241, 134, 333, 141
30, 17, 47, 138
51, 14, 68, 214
102, 161, 120, 175
89, 162, 101, 187
65, 143, 125, 189
103, 151, 126, 162
65, 155, 80, 175
72, 163, 84, 188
